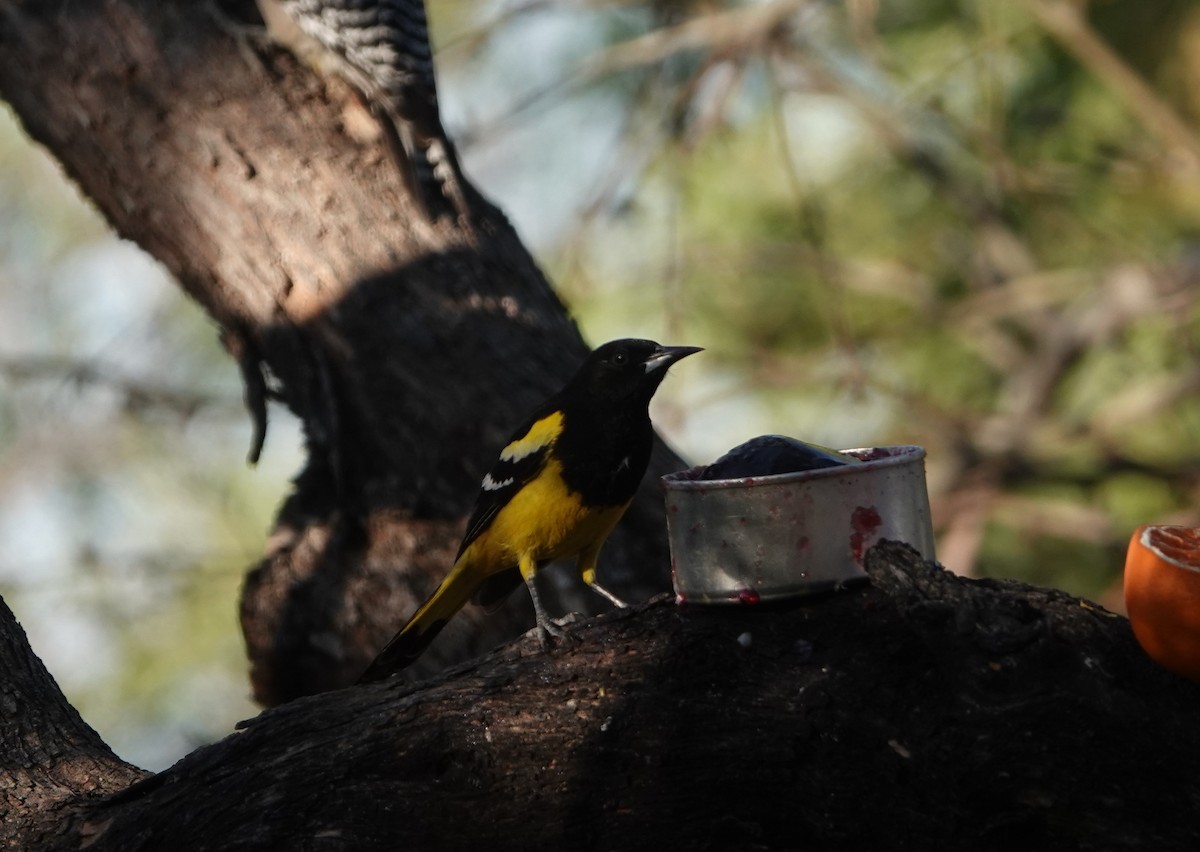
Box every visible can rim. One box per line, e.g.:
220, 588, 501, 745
660, 444, 927, 492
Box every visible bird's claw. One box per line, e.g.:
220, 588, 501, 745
534, 612, 585, 649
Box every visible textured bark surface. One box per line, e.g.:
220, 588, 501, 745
0, 0, 681, 707
0, 597, 147, 851
4, 542, 1199, 851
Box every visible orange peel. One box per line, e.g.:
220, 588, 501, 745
1123, 524, 1200, 683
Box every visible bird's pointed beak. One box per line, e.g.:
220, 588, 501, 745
644, 345, 703, 374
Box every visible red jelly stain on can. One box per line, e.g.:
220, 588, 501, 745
849, 506, 883, 561
737, 589, 761, 605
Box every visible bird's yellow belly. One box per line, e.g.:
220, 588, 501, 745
469, 459, 628, 571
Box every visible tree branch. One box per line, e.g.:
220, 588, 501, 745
6, 543, 1200, 850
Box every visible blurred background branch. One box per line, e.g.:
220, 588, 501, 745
0, 355, 244, 421
1023, 0, 1200, 172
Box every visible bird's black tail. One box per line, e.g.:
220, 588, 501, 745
357, 557, 476, 682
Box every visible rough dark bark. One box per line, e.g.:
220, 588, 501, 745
0, 596, 147, 851
0, 0, 681, 706
4, 542, 1198, 851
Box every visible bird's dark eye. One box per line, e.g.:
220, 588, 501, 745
612, 352, 628, 366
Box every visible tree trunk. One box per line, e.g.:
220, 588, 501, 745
0, 0, 680, 707
3, 542, 1197, 850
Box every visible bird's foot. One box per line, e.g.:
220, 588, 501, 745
533, 611, 585, 650
434, 162, 475, 229
206, 0, 267, 40
205, 0, 273, 68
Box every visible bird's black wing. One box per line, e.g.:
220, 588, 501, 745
456, 406, 565, 561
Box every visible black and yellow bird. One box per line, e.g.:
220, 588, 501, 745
359, 338, 701, 682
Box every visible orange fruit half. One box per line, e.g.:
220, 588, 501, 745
1123, 525, 1200, 683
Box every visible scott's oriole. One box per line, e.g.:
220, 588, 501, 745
359, 338, 701, 681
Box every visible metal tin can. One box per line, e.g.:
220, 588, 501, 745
662, 445, 935, 604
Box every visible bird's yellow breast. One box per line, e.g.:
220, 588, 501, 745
463, 457, 629, 573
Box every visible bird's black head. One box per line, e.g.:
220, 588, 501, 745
567, 338, 703, 408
